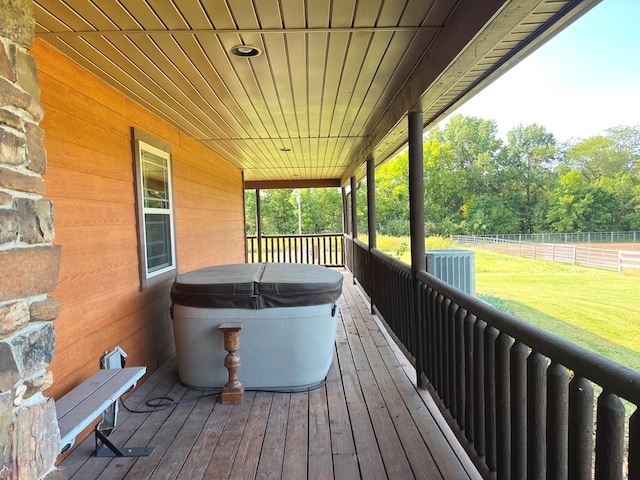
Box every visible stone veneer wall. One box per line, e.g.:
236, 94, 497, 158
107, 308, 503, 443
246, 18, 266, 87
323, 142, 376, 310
0, 1, 65, 479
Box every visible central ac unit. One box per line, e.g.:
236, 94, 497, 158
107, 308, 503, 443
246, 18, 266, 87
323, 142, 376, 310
426, 249, 475, 296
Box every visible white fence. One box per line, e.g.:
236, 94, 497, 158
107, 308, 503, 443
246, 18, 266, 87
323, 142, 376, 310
470, 231, 640, 244
451, 235, 640, 272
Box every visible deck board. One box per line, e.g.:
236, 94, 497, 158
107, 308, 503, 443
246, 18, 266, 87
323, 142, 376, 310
59, 270, 482, 479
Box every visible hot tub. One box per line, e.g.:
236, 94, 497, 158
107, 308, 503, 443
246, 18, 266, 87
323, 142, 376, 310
170, 263, 343, 392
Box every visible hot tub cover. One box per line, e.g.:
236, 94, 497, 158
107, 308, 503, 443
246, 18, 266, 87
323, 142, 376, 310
170, 263, 343, 309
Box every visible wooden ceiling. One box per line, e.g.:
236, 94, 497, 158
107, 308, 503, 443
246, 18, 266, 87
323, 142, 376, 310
34, 0, 599, 187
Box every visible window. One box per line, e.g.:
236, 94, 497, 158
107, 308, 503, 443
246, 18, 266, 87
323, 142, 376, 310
132, 128, 177, 289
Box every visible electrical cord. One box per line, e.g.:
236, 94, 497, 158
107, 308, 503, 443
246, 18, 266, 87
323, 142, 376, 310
120, 390, 220, 414
119, 376, 328, 414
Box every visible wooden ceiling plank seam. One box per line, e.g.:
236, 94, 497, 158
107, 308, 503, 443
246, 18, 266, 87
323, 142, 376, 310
244, 31, 292, 136
146, 0, 191, 30
179, 35, 258, 139
344, 30, 421, 138
262, 34, 299, 141
39, 36, 213, 142
398, 0, 435, 27
254, 0, 284, 29
332, 30, 387, 139
306, 32, 329, 138
240, 34, 292, 139
308, 137, 319, 179
151, 34, 244, 139
330, 0, 357, 28
318, 32, 350, 137
306, 0, 331, 29
283, 33, 308, 138
280, 0, 307, 28
297, 136, 312, 175
291, 136, 305, 174
34, 0, 97, 31
170, 0, 213, 30
82, 34, 223, 140
117, 2, 166, 30
267, 137, 296, 172
197, 35, 272, 139
252, 138, 286, 174
328, 31, 374, 137
90, 1, 142, 30
353, 0, 384, 27
199, 140, 244, 168
115, 34, 231, 139
198, 0, 237, 30
222, 34, 284, 137
226, 0, 262, 29
56, 0, 119, 31
426, 0, 463, 27
286, 32, 310, 138
331, 137, 358, 179
224, 139, 270, 170
34, 4, 75, 33
248, 138, 283, 171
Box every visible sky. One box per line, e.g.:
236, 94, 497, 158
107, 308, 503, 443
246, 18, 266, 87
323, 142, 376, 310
447, 0, 640, 144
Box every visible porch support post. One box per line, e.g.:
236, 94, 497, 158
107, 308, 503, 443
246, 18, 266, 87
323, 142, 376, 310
350, 176, 358, 239
256, 189, 263, 263
341, 186, 348, 268
341, 186, 349, 234
408, 111, 426, 388
350, 175, 358, 284
367, 157, 376, 312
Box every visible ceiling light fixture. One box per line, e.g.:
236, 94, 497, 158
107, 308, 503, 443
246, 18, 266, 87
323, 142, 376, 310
231, 45, 262, 57
280, 147, 291, 152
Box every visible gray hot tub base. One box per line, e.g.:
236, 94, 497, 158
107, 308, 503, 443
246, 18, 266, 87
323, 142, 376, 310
173, 302, 339, 392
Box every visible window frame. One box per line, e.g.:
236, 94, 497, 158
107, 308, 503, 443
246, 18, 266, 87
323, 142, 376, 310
132, 128, 177, 290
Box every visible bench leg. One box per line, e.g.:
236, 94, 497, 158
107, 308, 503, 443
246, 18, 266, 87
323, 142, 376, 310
95, 426, 154, 457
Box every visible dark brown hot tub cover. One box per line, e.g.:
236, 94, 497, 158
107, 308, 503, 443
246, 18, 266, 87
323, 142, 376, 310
170, 263, 343, 309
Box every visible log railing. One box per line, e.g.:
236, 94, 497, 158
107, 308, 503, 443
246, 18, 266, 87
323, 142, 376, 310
344, 236, 640, 479
246, 233, 343, 266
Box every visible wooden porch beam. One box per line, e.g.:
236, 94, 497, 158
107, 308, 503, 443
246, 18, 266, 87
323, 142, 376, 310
244, 179, 341, 190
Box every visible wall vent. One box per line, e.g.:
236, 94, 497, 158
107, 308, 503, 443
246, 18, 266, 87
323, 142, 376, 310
426, 249, 475, 296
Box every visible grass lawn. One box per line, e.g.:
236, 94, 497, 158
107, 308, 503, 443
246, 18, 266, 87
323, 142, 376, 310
375, 235, 640, 371
476, 251, 640, 371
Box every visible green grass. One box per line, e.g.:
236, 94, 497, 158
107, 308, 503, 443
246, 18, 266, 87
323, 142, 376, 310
475, 251, 640, 370
374, 236, 640, 371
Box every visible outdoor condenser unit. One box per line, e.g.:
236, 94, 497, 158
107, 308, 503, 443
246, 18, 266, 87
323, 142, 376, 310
426, 249, 476, 296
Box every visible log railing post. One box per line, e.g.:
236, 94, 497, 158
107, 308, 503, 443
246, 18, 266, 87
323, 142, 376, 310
218, 323, 244, 404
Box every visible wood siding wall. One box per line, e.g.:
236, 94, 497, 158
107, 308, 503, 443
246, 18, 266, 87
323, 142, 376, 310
32, 40, 246, 399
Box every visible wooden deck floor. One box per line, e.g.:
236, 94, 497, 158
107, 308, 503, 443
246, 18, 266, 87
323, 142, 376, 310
59, 272, 481, 479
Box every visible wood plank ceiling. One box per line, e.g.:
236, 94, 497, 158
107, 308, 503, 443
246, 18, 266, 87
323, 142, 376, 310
33, 0, 600, 187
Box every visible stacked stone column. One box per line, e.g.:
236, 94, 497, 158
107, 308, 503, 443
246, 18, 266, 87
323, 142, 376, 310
0, 1, 64, 479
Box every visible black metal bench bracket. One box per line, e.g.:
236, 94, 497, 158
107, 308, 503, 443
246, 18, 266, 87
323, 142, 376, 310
94, 426, 154, 457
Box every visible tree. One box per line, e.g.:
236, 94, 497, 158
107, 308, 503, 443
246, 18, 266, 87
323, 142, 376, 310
260, 189, 297, 234
299, 188, 342, 233
546, 170, 618, 231
244, 190, 257, 234
376, 151, 410, 236
501, 124, 557, 233
423, 115, 503, 234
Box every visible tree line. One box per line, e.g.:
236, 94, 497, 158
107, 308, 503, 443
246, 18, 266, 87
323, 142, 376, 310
245, 115, 640, 236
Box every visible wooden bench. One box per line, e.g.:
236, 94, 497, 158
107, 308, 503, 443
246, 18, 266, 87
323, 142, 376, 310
55, 366, 153, 457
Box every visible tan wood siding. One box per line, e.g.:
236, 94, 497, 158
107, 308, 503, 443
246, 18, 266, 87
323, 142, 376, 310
32, 39, 245, 399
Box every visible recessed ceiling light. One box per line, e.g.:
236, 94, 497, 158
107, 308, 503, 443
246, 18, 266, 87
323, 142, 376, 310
231, 45, 262, 57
